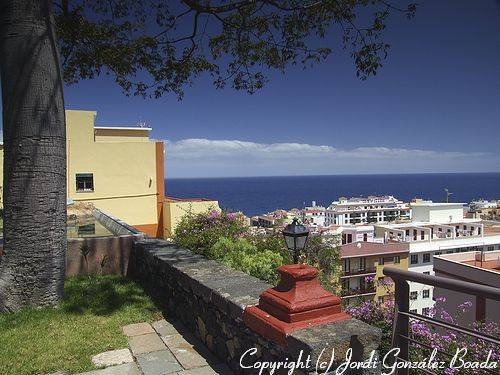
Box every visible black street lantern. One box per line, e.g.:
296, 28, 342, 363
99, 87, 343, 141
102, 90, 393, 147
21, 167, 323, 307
282, 218, 310, 263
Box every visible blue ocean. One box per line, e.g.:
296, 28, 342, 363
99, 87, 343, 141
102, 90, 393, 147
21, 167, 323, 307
165, 173, 500, 217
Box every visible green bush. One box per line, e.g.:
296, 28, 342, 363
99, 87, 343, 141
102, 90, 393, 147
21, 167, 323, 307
173, 210, 246, 257
212, 237, 284, 284
173, 210, 341, 288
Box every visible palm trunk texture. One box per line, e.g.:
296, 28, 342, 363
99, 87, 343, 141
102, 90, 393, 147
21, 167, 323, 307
0, 0, 67, 311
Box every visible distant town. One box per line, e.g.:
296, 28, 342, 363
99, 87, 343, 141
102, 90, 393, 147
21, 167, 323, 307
250, 195, 500, 320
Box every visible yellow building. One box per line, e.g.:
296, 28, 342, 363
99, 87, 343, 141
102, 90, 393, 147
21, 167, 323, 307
0, 109, 220, 238
163, 197, 221, 238
340, 241, 409, 305
65, 110, 163, 237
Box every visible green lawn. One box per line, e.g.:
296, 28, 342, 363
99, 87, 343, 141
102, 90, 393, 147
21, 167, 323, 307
0, 275, 162, 375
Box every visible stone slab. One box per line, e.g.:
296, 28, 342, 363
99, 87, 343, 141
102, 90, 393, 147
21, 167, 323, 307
129, 332, 167, 355
152, 319, 179, 337
91, 348, 134, 367
162, 333, 215, 370
176, 364, 234, 375
78, 362, 141, 375
136, 350, 183, 375
161, 333, 193, 349
169, 345, 209, 370
123, 322, 155, 337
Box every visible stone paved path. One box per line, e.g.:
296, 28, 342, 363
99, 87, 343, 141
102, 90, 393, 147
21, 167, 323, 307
76, 320, 234, 375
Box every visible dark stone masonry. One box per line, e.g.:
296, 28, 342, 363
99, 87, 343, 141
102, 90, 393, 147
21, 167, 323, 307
128, 239, 382, 374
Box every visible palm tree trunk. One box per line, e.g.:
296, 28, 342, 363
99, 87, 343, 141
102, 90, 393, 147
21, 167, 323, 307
0, 0, 66, 311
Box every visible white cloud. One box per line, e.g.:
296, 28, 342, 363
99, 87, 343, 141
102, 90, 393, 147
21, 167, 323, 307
164, 138, 499, 178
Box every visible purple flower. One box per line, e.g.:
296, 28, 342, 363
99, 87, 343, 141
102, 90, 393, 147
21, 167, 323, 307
208, 210, 220, 220
227, 212, 237, 221
458, 300, 473, 312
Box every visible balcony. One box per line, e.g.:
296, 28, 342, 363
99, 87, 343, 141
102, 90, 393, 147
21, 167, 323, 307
341, 267, 377, 277
341, 285, 376, 298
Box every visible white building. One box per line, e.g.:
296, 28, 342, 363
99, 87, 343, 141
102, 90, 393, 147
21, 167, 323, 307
303, 203, 327, 227
324, 196, 411, 225
375, 202, 500, 315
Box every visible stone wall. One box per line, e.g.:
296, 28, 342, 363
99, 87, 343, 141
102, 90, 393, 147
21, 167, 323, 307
129, 239, 382, 374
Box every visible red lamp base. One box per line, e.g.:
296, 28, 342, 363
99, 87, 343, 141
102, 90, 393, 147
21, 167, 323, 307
243, 264, 350, 346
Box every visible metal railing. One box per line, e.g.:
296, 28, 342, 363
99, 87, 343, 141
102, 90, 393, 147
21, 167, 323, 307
383, 267, 500, 375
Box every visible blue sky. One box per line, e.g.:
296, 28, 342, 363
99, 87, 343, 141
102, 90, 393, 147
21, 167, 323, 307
9, 0, 500, 178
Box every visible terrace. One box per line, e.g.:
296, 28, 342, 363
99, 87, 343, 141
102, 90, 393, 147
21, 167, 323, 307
1, 210, 384, 374
2, 207, 499, 374
376, 219, 493, 243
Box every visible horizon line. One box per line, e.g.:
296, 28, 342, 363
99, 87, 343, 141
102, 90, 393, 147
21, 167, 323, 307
166, 171, 500, 180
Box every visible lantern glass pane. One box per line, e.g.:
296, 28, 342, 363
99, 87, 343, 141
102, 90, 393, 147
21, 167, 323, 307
295, 235, 308, 250
284, 235, 296, 250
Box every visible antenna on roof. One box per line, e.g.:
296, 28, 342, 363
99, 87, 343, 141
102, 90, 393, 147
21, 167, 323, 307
444, 188, 453, 203
137, 118, 147, 128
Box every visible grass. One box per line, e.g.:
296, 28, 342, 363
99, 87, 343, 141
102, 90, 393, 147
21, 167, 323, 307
0, 275, 162, 375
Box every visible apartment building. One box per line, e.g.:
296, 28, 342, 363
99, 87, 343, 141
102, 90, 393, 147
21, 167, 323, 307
0, 110, 219, 238
324, 196, 411, 225
340, 241, 409, 305
374, 201, 500, 315
303, 206, 327, 227
433, 250, 500, 325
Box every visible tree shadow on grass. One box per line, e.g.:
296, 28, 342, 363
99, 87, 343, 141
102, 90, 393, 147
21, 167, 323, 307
62, 275, 153, 316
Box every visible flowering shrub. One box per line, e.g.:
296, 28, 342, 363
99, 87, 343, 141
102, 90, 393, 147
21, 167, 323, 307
173, 210, 341, 287
346, 296, 500, 374
173, 210, 247, 257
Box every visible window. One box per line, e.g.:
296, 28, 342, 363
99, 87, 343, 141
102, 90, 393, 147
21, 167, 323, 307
435, 251, 442, 256
343, 259, 350, 273
410, 309, 417, 314
422, 307, 430, 316
76, 173, 94, 192
363, 233, 368, 242
394, 256, 400, 264
359, 257, 366, 271
410, 254, 419, 264
423, 271, 430, 275
487, 246, 494, 251
379, 257, 385, 265
423, 289, 430, 299
423, 253, 431, 263
410, 291, 418, 300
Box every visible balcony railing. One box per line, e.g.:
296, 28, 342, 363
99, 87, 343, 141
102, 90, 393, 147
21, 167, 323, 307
341, 285, 376, 297
341, 267, 377, 277
383, 266, 500, 375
